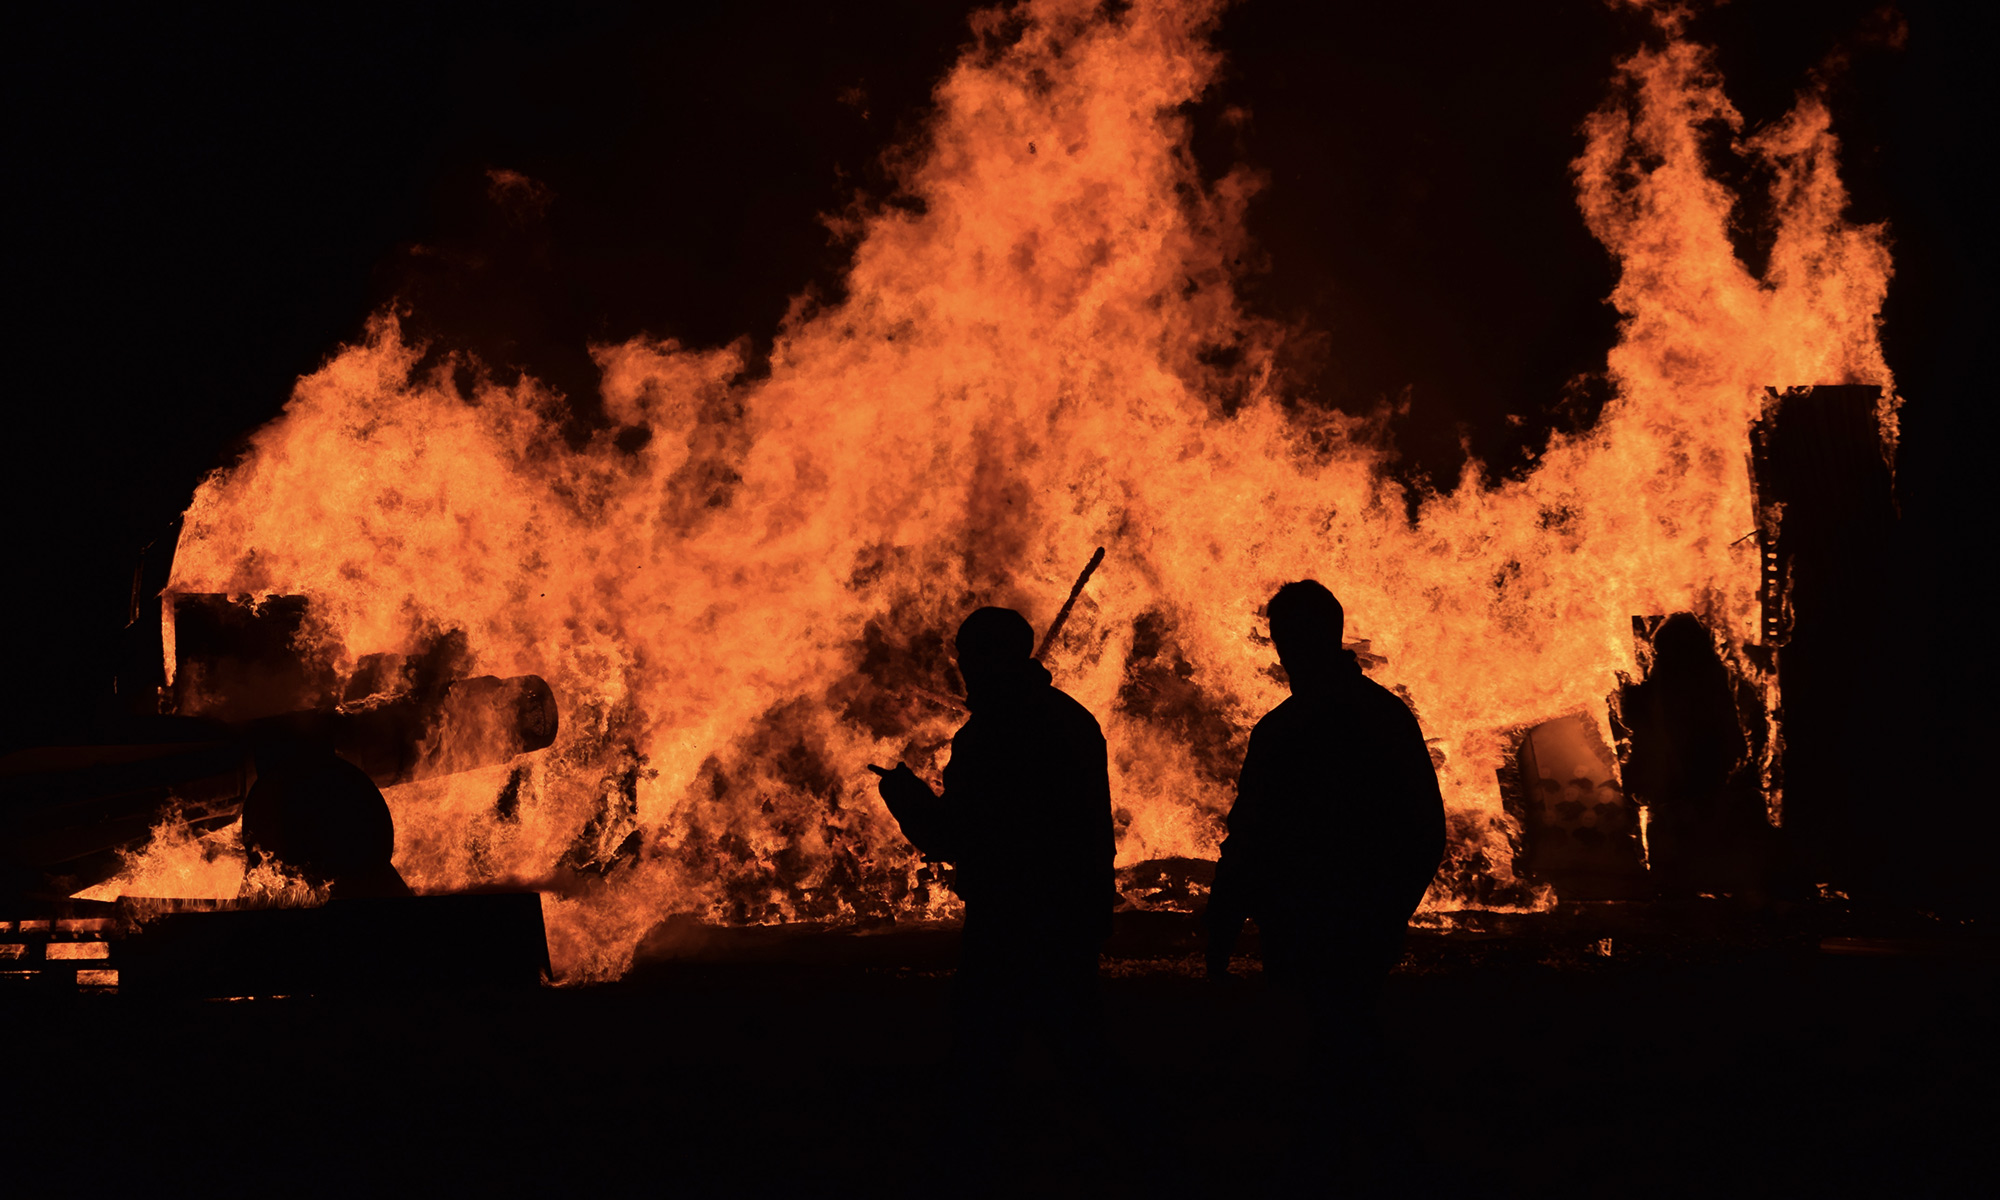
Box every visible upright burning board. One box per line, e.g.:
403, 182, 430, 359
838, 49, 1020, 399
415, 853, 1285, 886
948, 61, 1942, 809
1751, 385, 1898, 887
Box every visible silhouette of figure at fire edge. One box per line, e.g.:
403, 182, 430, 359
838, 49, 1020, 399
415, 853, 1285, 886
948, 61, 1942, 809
872, 606, 1115, 1086
1205, 581, 1446, 1034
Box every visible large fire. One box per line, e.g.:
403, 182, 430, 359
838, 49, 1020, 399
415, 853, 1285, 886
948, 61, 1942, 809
93, 0, 1892, 980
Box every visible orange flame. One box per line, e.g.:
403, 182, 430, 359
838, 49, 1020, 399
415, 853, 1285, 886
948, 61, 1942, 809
100, 0, 1890, 980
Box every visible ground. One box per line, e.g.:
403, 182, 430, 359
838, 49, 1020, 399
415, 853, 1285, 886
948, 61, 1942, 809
6, 902, 1991, 1197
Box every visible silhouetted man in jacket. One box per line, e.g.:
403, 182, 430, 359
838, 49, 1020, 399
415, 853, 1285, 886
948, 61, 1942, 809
873, 606, 1115, 1075
1205, 581, 1445, 1024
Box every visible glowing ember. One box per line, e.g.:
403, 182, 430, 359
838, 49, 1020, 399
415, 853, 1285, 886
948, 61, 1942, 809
92, 0, 1892, 980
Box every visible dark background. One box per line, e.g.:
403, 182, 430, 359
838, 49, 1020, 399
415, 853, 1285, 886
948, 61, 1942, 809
6, 1, 1988, 846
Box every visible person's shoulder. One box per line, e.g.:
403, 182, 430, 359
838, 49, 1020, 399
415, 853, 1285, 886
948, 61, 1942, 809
1247, 695, 1310, 743
1046, 685, 1106, 739
1251, 694, 1301, 729
1356, 674, 1407, 708
949, 709, 990, 751
1356, 676, 1423, 729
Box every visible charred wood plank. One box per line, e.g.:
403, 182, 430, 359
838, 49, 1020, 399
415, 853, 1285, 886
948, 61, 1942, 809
116, 892, 551, 997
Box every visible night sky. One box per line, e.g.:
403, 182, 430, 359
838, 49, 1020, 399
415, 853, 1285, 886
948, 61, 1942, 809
5, 0, 1988, 751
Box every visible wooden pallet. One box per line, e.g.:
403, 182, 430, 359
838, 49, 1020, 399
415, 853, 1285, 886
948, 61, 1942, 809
0, 915, 120, 991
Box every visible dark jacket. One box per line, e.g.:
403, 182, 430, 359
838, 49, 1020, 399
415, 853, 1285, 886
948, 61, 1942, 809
884, 661, 1114, 953
1207, 654, 1445, 970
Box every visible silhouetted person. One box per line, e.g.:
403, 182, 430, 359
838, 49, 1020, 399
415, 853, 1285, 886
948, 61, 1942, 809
1205, 581, 1445, 1029
1620, 613, 1761, 899
873, 607, 1115, 1093
240, 744, 412, 899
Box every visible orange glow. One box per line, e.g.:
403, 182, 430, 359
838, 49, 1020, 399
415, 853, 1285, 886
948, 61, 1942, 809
90, 1, 1892, 980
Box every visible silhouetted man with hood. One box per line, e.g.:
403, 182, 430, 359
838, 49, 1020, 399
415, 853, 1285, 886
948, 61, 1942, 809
873, 605, 1114, 1076
1205, 580, 1445, 1023
1621, 612, 1762, 899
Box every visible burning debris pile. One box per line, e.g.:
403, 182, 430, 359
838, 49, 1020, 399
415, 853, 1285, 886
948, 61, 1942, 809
1, 586, 556, 901
79, 0, 1892, 980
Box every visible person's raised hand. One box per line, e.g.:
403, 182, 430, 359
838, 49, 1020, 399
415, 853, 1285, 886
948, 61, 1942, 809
867, 762, 933, 809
